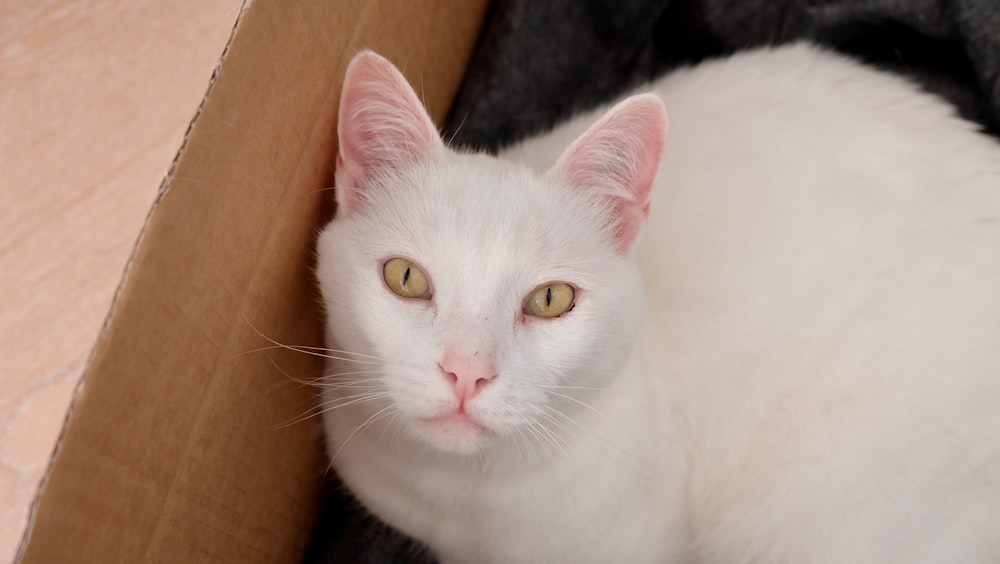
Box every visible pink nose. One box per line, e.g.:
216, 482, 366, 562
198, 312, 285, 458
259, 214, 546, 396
439, 352, 497, 405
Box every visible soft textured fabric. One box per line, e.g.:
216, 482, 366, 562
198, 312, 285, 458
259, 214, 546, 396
444, 0, 1000, 150
302, 482, 432, 563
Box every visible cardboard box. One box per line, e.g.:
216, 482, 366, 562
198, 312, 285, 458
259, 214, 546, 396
16, 0, 488, 561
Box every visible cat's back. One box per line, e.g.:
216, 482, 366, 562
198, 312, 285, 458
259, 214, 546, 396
507, 42, 1000, 382
509, 43, 1000, 358
631, 42, 1000, 387
646, 45, 1000, 563
508, 42, 1000, 562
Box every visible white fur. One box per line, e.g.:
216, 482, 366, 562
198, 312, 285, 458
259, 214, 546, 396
316, 43, 1000, 563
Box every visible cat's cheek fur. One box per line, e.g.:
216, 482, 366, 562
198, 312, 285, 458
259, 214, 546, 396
318, 222, 447, 404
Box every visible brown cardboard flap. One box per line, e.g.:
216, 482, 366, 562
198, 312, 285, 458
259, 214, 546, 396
18, 0, 487, 561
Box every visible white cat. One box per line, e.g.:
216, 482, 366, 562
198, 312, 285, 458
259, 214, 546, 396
315, 43, 1000, 563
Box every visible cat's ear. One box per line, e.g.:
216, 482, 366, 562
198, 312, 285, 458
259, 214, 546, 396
548, 94, 668, 253
335, 50, 444, 215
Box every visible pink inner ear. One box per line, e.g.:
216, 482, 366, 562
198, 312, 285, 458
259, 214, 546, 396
550, 94, 668, 253
335, 51, 444, 215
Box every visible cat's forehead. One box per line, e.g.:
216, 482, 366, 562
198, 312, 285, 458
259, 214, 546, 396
355, 153, 615, 281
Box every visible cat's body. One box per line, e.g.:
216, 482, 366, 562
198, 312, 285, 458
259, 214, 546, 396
317, 43, 1000, 563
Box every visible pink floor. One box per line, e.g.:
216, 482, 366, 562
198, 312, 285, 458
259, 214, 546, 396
0, 1, 241, 559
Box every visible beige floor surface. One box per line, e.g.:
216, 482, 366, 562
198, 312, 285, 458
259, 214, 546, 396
0, 1, 241, 559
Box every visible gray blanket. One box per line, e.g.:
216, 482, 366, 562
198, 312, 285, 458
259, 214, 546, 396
447, 0, 1000, 150
305, 1, 1000, 561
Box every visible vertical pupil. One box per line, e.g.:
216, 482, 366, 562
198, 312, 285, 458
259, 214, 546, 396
402, 267, 411, 286
546, 287, 552, 306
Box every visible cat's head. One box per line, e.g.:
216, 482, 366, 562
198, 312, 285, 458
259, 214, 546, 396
316, 51, 667, 456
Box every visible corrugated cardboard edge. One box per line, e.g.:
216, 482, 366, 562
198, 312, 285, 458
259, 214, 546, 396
17, 1, 489, 559
13, 2, 251, 560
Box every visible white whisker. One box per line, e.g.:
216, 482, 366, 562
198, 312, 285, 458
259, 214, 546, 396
240, 343, 385, 362
276, 346, 383, 364
530, 420, 569, 459
380, 411, 401, 443
511, 427, 531, 467
277, 391, 392, 429
536, 408, 576, 438
520, 423, 546, 463
534, 405, 640, 498
330, 404, 397, 463
538, 384, 603, 392
322, 370, 384, 379
283, 371, 383, 390
240, 314, 384, 364
541, 403, 651, 481
542, 390, 608, 417
312, 376, 384, 390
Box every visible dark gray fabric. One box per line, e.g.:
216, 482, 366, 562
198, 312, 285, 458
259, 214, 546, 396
445, 0, 1000, 151
301, 480, 433, 563
305, 1, 1000, 561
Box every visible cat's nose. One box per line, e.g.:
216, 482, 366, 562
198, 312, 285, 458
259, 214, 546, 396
439, 351, 497, 405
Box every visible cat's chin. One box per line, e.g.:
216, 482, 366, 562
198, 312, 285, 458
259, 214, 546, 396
412, 413, 496, 455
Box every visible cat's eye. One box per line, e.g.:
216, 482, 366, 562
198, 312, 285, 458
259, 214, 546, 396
525, 283, 575, 318
383, 258, 431, 299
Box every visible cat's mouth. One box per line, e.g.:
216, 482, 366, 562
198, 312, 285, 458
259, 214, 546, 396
414, 409, 495, 453
421, 410, 490, 433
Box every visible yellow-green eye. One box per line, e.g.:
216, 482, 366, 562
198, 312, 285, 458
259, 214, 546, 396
525, 283, 575, 318
383, 258, 431, 299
